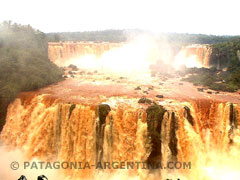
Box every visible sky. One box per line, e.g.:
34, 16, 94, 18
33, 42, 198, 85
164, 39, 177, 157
0, 0, 240, 35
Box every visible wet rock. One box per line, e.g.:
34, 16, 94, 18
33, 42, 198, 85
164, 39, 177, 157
148, 86, 154, 91
96, 104, 111, 162
143, 91, 149, 94
138, 97, 152, 104
69, 104, 76, 118
229, 103, 238, 129
68, 64, 78, 71
197, 88, 204, 92
135, 86, 141, 90
146, 105, 166, 166
169, 112, 178, 158
156, 95, 164, 98
229, 103, 238, 144
98, 104, 111, 124
184, 106, 194, 126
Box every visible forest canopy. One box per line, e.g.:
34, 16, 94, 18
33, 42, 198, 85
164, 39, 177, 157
0, 21, 63, 130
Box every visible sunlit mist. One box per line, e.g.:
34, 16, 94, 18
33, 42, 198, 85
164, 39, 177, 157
174, 52, 202, 69
64, 35, 173, 79
53, 38, 213, 79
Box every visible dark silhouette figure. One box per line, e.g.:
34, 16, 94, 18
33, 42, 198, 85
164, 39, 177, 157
37, 175, 48, 180
18, 175, 27, 180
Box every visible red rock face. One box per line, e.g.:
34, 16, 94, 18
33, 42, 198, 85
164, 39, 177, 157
48, 42, 122, 66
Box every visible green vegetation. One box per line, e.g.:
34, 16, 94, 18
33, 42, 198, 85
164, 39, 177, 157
0, 21, 63, 130
48, 30, 127, 43
164, 33, 238, 45
210, 37, 240, 68
182, 38, 240, 92
183, 66, 240, 92
48, 30, 239, 45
